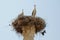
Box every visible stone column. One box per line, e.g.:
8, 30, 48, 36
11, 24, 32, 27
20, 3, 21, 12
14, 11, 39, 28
22, 25, 35, 40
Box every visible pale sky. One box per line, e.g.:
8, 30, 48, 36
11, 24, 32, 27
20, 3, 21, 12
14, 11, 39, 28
0, 0, 60, 40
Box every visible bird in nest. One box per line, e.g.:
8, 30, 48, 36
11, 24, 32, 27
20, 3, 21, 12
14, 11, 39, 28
18, 9, 24, 18
32, 4, 36, 17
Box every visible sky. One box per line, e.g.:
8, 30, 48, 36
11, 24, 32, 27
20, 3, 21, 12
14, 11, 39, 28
0, 0, 60, 40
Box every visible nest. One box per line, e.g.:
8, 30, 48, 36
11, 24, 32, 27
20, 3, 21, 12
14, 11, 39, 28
12, 16, 46, 34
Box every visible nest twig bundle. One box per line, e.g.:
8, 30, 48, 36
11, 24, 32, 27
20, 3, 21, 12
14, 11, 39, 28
12, 16, 46, 34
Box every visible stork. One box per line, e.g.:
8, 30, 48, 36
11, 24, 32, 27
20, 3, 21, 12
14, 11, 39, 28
18, 9, 24, 18
32, 4, 36, 17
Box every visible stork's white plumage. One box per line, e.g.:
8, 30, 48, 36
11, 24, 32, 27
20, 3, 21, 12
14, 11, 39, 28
18, 9, 24, 18
32, 5, 36, 17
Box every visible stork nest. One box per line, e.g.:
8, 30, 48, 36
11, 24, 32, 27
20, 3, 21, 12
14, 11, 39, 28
12, 16, 46, 34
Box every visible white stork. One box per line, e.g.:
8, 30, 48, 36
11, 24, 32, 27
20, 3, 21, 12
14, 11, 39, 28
32, 4, 36, 17
18, 9, 24, 18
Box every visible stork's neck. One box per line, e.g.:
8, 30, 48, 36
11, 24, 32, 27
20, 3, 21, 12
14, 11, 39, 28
34, 4, 36, 9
